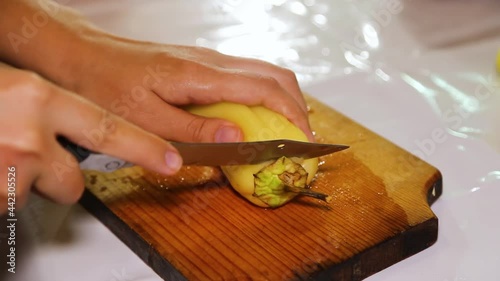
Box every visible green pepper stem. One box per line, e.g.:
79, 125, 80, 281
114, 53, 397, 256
253, 156, 331, 207
284, 185, 332, 203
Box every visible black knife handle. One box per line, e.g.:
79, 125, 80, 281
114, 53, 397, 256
57, 136, 92, 162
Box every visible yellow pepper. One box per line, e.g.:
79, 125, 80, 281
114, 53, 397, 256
496, 48, 500, 73
187, 102, 328, 208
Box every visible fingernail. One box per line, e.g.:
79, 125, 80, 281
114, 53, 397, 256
165, 151, 182, 173
215, 126, 242, 143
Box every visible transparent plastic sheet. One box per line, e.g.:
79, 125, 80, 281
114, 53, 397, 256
189, 0, 500, 152
11, 1, 500, 280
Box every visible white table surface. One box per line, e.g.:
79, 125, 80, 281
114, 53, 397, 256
7, 0, 500, 280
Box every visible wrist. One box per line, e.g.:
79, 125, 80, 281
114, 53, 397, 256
0, 1, 109, 92
47, 24, 112, 92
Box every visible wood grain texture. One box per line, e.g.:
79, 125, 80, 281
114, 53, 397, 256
80, 96, 442, 281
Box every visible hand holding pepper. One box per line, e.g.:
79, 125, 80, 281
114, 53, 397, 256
0, 0, 315, 212
0, 0, 314, 143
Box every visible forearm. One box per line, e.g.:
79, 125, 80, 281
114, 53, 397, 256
0, 1, 313, 142
0, 0, 104, 90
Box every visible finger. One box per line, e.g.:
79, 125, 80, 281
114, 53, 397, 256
160, 107, 244, 143
108, 94, 243, 143
34, 143, 85, 204
149, 59, 314, 141
47, 90, 182, 175
189, 71, 313, 140
0, 153, 39, 211
225, 73, 315, 142
220, 56, 309, 115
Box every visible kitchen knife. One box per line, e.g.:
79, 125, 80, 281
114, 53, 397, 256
59, 138, 349, 172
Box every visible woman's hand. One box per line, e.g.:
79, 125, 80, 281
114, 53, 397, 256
0, 65, 183, 213
69, 41, 314, 142
0, 0, 314, 143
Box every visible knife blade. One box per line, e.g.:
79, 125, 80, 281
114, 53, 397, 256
171, 139, 349, 166
60, 138, 349, 172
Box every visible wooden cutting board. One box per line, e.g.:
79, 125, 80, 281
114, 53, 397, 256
80, 96, 442, 281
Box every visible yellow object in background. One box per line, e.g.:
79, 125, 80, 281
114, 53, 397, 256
497, 49, 500, 73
